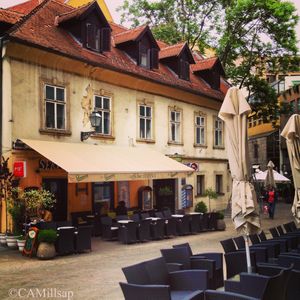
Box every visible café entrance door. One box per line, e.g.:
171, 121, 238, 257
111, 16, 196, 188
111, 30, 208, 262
153, 179, 176, 212
43, 178, 68, 221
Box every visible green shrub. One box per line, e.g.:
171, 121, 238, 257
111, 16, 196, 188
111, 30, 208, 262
216, 211, 224, 219
38, 229, 57, 244
195, 201, 208, 213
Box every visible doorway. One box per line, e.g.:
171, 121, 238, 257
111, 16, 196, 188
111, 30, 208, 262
42, 178, 68, 221
153, 179, 176, 212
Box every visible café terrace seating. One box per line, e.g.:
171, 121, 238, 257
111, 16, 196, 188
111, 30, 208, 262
116, 222, 300, 299
96, 209, 221, 245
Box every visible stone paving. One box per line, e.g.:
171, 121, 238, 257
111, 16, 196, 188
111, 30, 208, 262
0, 202, 295, 300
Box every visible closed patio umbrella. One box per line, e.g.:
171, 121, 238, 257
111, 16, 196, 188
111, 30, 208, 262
281, 114, 300, 222
219, 87, 261, 272
265, 161, 276, 189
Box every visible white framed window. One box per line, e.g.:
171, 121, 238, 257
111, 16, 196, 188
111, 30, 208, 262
169, 109, 182, 143
44, 84, 66, 130
94, 95, 111, 135
195, 115, 206, 145
139, 104, 152, 139
214, 117, 224, 147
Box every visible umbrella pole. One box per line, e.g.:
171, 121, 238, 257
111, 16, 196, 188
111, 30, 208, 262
243, 234, 252, 273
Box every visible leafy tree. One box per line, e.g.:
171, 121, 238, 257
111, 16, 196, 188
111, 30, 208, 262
204, 188, 218, 212
118, 0, 223, 51
118, 0, 299, 117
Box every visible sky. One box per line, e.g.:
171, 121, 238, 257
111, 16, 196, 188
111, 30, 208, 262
1, 0, 300, 47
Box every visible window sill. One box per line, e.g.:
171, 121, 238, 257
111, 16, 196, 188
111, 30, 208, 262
217, 193, 225, 196
194, 144, 207, 148
91, 134, 115, 140
213, 146, 225, 150
195, 194, 206, 198
39, 129, 71, 136
168, 141, 183, 146
136, 139, 155, 144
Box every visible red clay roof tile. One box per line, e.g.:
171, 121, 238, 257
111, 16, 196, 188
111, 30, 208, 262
159, 42, 186, 59
191, 57, 218, 72
0, 9, 23, 24
8, 0, 225, 101
114, 25, 147, 45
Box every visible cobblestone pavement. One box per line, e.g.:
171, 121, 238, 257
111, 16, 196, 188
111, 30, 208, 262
0, 202, 296, 300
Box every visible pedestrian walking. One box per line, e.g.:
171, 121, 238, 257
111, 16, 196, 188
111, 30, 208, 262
267, 187, 277, 219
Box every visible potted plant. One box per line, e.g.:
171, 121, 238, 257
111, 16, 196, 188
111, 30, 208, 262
36, 229, 57, 260
216, 211, 226, 231
6, 188, 25, 248
22, 188, 56, 219
194, 201, 208, 213
17, 235, 26, 251
204, 188, 218, 212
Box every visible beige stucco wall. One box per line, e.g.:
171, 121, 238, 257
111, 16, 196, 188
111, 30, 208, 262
4, 56, 230, 216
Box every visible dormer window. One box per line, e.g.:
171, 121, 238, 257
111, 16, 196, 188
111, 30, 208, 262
191, 57, 225, 90
56, 1, 111, 54
114, 25, 160, 70
159, 42, 195, 81
86, 23, 111, 52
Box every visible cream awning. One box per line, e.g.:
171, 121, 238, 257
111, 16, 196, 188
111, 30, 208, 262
21, 139, 193, 183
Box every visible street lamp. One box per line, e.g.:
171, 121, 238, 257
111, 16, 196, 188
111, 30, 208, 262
80, 111, 101, 141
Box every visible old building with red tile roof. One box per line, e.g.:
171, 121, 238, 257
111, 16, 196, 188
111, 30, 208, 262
0, 0, 230, 232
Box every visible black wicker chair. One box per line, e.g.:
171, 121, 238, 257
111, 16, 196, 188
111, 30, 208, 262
118, 222, 138, 244
137, 219, 151, 242
100, 216, 118, 241
190, 214, 201, 234
74, 225, 92, 253
150, 219, 165, 240
121, 256, 208, 300
161, 247, 219, 289
204, 290, 258, 300
224, 268, 286, 300
56, 227, 75, 255
173, 242, 223, 289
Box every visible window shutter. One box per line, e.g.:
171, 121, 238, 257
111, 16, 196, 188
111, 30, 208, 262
86, 23, 94, 49
185, 61, 190, 80
95, 28, 100, 51
180, 59, 190, 80
150, 48, 159, 69
100, 27, 111, 52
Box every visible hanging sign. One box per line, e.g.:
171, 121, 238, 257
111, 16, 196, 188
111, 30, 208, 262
13, 161, 27, 177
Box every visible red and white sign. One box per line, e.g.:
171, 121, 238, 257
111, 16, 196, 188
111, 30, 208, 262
13, 161, 27, 178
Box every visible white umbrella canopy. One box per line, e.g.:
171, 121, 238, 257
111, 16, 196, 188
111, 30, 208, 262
219, 87, 261, 273
265, 161, 276, 188
219, 87, 261, 235
254, 169, 290, 183
281, 114, 300, 222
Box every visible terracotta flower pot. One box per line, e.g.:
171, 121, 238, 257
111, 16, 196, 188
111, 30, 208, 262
37, 242, 56, 260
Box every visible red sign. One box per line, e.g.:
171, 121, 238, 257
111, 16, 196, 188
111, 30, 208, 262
13, 161, 27, 178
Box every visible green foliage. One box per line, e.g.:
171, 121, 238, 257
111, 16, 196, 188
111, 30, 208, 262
38, 229, 57, 244
204, 188, 218, 200
119, 0, 299, 121
216, 211, 224, 219
195, 201, 208, 213
22, 189, 56, 216
7, 188, 25, 235
118, 0, 223, 50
